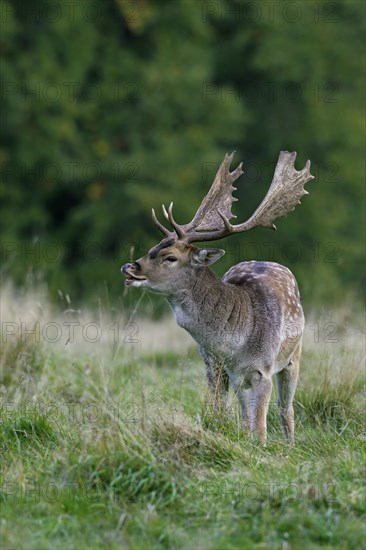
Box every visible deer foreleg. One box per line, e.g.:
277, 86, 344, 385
205, 361, 229, 413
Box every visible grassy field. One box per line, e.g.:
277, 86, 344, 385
0, 287, 365, 549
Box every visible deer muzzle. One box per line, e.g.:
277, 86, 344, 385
121, 262, 147, 286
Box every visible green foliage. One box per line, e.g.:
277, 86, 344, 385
1, 0, 364, 307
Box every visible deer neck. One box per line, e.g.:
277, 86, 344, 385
166, 266, 251, 349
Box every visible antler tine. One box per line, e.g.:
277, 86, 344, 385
155, 203, 185, 238
167, 202, 185, 238
162, 204, 169, 221
217, 209, 234, 231
151, 208, 173, 237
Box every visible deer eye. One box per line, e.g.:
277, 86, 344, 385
164, 256, 177, 262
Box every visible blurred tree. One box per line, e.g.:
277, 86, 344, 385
1, 0, 364, 309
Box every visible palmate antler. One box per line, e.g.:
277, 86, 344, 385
152, 151, 314, 243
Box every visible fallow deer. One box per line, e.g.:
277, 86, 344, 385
122, 151, 314, 443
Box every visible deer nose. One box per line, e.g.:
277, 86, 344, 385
121, 261, 141, 274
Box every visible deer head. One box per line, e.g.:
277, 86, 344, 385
122, 151, 314, 294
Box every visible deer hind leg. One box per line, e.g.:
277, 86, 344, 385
248, 371, 273, 444
276, 343, 301, 444
232, 370, 272, 444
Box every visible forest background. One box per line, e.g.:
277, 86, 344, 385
1, 0, 365, 313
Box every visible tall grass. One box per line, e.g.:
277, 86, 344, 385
0, 286, 365, 549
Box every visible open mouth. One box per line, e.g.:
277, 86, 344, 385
124, 273, 147, 286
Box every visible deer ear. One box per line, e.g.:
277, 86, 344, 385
191, 248, 225, 266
